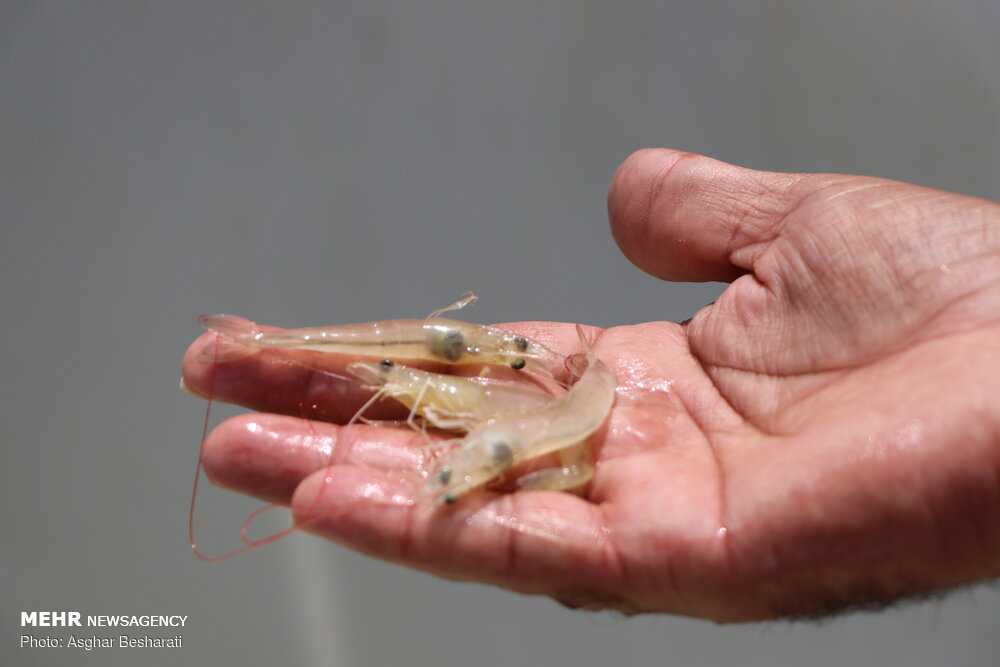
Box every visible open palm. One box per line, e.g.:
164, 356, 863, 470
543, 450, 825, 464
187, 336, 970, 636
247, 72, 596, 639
183, 149, 1000, 622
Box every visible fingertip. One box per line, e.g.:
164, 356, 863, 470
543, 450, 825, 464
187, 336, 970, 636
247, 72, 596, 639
607, 148, 688, 229
199, 414, 337, 503
180, 332, 218, 397
291, 466, 421, 557
608, 148, 698, 280
179, 376, 201, 398
203, 414, 427, 500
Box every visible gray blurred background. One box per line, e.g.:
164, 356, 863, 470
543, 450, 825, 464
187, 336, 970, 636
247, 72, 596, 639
3, 2, 999, 666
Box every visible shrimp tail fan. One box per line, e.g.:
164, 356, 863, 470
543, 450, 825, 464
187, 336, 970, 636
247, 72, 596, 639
195, 313, 261, 363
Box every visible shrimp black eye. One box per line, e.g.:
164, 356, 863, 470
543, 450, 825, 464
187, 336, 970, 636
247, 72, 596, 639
437, 468, 452, 485
510, 358, 526, 370
379, 359, 395, 368
514, 336, 529, 351
443, 493, 458, 505
489, 441, 514, 463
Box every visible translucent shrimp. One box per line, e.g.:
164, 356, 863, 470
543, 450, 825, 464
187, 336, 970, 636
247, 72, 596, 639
346, 359, 557, 432
187, 296, 567, 561
196, 313, 561, 374
424, 325, 616, 505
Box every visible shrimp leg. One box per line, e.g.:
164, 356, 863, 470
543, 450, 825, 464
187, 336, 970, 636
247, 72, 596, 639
346, 360, 556, 433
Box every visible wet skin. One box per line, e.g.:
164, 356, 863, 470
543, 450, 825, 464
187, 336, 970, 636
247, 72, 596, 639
183, 148, 1000, 622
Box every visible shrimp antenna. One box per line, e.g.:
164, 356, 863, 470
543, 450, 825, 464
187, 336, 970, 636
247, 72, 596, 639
188, 333, 285, 562
188, 335, 378, 562
575, 323, 597, 362
426, 291, 478, 319
230, 383, 402, 559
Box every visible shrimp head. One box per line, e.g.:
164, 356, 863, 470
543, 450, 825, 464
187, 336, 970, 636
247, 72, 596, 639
426, 426, 521, 504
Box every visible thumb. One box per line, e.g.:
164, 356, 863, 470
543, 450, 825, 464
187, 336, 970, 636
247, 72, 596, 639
607, 148, 814, 283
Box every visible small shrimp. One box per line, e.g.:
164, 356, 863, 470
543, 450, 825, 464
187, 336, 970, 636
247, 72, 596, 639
346, 359, 557, 432
197, 313, 560, 373
424, 325, 616, 504
187, 296, 568, 560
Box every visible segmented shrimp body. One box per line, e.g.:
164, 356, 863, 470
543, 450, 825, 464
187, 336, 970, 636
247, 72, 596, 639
347, 359, 557, 432
189, 294, 602, 561
425, 327, 616, 504
197, 314, 560, 372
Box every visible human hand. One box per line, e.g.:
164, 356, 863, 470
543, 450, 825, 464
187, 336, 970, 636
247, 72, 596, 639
182, 148, 1000, 621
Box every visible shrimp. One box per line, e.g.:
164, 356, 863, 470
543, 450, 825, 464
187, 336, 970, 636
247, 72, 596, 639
187, 295, 572, 560
197, 313, 561, 374
423, 325, 616, 505
345, 359, 557, 432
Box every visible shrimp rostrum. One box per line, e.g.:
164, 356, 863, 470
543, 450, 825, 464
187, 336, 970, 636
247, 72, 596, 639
423, 325, 616, 505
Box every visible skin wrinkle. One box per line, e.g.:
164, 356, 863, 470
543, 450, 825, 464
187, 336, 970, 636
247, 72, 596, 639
664, 345, 772, 614
736, 270, 785, 351
776, 330, 985, 433
695, 349, 861, 380
773, 181, 891, 270
759, 233, 894, 370
906, 283, 1000, 350
702, 366, 848, 437
715, 175, 801, 254
682, 322, 771, 437
857, 214, 915, 311
638, 151, 699, 275
718, 192, 757, 273
729, 239, 772, 272
888, 197, 997, 283
813, 178, 894, 206
748, 235, 804, 320
787, 219, 865, 311
663, 362, 734, 571
730, 174, 848, 260
805, 187, 998, 342
597, 512, 629, 599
